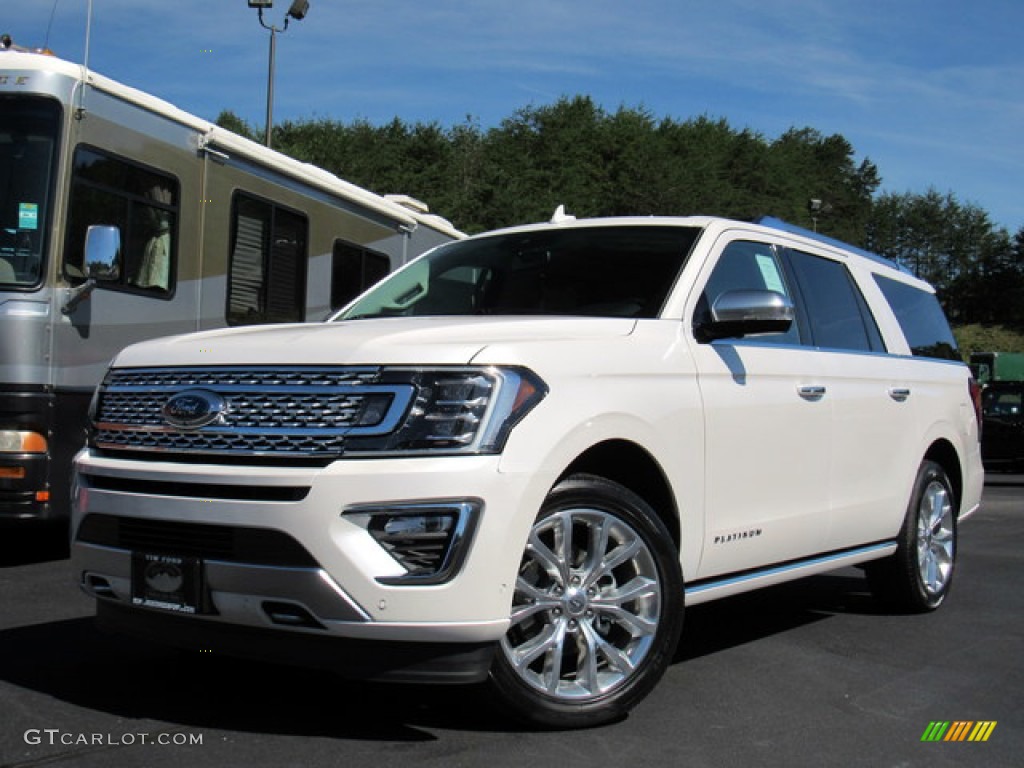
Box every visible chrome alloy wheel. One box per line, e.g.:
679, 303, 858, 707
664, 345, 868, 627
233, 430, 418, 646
916, 478, 955, 596
864, 460, 957, 613
500, 507, 662, 701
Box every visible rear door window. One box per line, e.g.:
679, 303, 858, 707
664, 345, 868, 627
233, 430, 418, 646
786, 249, 885, 353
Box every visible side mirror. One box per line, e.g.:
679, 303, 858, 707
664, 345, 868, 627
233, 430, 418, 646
698, 289, 794, 342
84, 224, 121, 281
62, 225, 122, 316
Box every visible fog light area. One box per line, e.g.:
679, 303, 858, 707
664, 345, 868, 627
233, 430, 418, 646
343, 499, 481, 584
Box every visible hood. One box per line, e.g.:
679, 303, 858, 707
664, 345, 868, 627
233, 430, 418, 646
111, 316, 638, 368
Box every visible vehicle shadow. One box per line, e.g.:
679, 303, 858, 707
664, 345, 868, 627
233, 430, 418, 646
677, 570, 881, 663
0, 571, 884, 739
0, 616, 505, 740
0, 524, 69, 567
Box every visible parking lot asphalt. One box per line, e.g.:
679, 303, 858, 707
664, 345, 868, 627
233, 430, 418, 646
1, 476, 1021, 768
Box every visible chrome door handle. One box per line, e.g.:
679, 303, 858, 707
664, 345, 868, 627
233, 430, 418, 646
798, 385, 826, 400
888, 387, 911, 402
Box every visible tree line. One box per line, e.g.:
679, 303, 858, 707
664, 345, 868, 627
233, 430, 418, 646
218, 96, 1024, 333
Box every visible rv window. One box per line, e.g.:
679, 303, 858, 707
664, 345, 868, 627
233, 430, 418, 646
227, 193, 308, 325
0, 95, 61, 289
330, 240, 391, 310
63, 146, 178, 295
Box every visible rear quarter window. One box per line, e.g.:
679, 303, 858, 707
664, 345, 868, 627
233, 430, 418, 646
874, 274, 960, 361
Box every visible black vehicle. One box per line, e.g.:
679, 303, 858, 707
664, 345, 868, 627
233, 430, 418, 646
981, 382, 1024, 471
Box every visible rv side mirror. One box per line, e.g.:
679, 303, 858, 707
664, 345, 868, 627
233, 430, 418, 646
84, 225, 122, 282
698, 289, 794, 342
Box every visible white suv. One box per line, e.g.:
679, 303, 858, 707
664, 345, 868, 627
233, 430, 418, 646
71, 213, 984, 728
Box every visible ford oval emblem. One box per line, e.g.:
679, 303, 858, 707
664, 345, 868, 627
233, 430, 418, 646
162, 389, 227, 430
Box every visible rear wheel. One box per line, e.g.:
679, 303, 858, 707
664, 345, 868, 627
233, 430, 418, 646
866, 460, 957, 612
490, 473, 683, 729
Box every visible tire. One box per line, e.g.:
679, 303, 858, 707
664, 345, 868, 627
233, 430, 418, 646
866, 460, 957, 612
489, 473, 684, 729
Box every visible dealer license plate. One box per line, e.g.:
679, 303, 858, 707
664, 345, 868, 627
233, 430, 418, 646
131, 553, 202, 614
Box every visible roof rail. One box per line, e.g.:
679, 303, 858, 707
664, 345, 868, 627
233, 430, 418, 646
754, 216, 909, 274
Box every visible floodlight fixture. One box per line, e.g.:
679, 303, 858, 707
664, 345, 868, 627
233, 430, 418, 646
250, 1, 311, 147
287, 1, 310, 20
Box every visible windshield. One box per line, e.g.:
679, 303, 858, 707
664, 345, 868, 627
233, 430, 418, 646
0, 95, 60, 289
338, 225, 701, 320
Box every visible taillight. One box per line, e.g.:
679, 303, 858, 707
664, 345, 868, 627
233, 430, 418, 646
968, 377, 983, 441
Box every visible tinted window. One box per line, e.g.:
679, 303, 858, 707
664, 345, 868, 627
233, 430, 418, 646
0, 96, 60, 288
331, 240, 391, 310
697, 240, 801, 345
874, 274, 960, 360
341, 226, 699, 320
787, 250, 884, 352
982, 387, 1022, 417
228, 193, 307, 325
64, 146, 178, 295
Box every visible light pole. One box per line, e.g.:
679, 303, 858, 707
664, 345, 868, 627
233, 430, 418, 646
808, 198, 831, 232
248, 1, 310, 148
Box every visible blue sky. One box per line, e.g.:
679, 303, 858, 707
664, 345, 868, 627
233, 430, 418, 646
8, 0, 1024, 231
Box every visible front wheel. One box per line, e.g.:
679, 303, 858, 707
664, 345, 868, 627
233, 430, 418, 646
490, 473, 684, 729
866, 460, 957, 612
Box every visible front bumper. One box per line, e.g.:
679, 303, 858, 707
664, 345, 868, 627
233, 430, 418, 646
71, 450, 548, 673
0, 388, 54, 523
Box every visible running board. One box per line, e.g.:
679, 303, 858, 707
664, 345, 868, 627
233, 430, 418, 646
685, 541, 897, 606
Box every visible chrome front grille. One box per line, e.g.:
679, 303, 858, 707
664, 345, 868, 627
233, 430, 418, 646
91, 367, 413, 460
98, 390, 368, 429
106, 368, 380, 388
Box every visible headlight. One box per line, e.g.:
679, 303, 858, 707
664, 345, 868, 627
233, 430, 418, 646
346, 366, 547, 456
0, 430, 47, 453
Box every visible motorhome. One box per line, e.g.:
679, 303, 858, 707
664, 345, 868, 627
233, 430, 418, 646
0, 45, 462, 525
